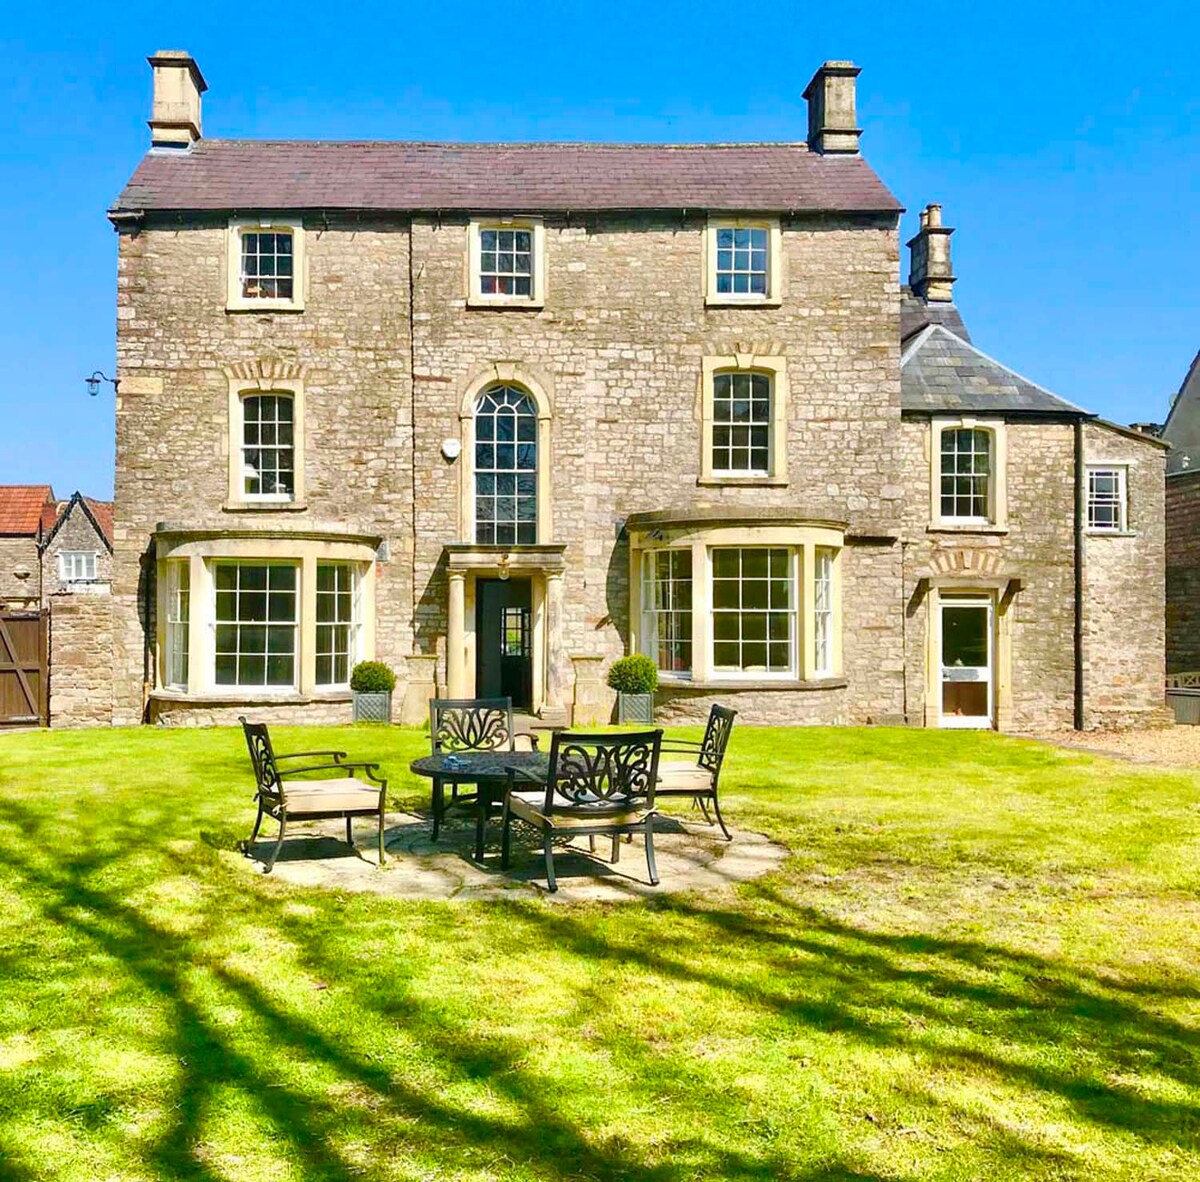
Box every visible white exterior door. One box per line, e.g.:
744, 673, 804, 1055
938, 598, 993, 729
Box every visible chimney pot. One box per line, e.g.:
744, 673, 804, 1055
802, 60, 862, 154
908, 202, 956, 303
147, 50, 207, 149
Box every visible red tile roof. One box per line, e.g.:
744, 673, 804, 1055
83, 498, 114, 546
112, 140, 902, 215
0, 486, 56, 537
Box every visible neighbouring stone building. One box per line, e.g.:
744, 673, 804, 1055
101, 51, 1168, 731
41, 492, 114, 602
0, 486, 58, 610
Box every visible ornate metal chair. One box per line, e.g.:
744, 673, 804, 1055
501, 729, 662, 892
654, 704, 738, 839
428, 697, 539, 840
239, 717, 388, 873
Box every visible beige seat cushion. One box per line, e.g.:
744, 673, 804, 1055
508, 790, 651, 830
279, 779, 382, 815
655, 764, 713, 795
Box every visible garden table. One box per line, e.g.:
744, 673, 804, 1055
409, 750, 550, 863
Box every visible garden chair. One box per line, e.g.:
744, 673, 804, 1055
239, 717, 388, 873
654, 704, 738, 840
428, 697, 539, 840
501, 729, 662, 892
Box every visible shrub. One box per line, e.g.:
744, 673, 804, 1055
606, 654, 658, 695
350, 661, 396, 694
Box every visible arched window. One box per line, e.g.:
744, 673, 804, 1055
475, 385, 538, 545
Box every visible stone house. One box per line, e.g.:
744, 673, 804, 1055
41, 492, 114, 603
1157, 350, 1200, 673
100, 51, 1167, 731
0, 486, 58, 610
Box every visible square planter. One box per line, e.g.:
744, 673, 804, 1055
617, 692, 654, 724
352, 690, 392, 723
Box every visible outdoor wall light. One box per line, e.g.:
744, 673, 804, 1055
441, 438, 461, 461
86, 370, 119, 397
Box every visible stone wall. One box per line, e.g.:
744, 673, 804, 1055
1082, 421, 1168, 726
1165, 470, 1200, 674
149, 695, 352, 728
0, 536, 41, 609
41, 505, 112, 601
49, 590, 115, 728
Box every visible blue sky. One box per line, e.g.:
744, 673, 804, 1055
1, 1, 1197, 498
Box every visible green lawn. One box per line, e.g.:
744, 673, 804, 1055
1, 725, 1199, 1180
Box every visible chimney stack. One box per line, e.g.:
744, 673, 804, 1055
803, 61, 862, 154
907, 203, 956, 303
147, 51, 207, 149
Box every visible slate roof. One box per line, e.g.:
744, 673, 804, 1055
901, 325, 1088, 416
111, 140, 902, 215
0, 486, 57, 537
1160, 348, 1200, 474
900, 286, 970, 344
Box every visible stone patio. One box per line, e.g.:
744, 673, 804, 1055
232, 808, 788, 902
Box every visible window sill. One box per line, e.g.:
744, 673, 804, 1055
661, 677, 847, 693
705, 297, 782, 309
467, 297, 544, 311
226, 301, 305, 314
150, 689, 352, 705
927, 524, 1009, 536
1086, 529, 1137, 538
223, 500, 308, 513
698, 475, 788, 488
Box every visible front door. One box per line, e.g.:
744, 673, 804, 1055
476, 578, 533, 708
938, 598, 993, 728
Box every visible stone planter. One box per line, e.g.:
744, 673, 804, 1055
352, 690, 392, 723
617, 691, 654, 724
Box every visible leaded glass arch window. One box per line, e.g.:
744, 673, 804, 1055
475, 385, 538, 545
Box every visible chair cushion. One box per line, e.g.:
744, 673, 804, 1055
508, 790, 651, 830
655, 764, 713, 795
279, 779, 382, 815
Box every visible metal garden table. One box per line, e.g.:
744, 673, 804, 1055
409, 750, 550, 863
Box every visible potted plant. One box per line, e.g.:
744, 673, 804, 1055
350, 660, 396, 723
607, 654, 658, 724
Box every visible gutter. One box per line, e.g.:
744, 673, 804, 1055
1074, 418, 1085, 730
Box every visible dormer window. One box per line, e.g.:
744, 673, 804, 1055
468, 218, 545, 308
226, 218, 305, 311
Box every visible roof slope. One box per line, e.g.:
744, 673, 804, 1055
900, 287, 970, 344
1161, 348, 1200, 473
83, 498, 114, 546
0, 485, 56, 537
901, 325, 1087, 416
111, 140, 902, 215
43, 493, 115, 553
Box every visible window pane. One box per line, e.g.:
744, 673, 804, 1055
940, 428, 992, 519
711, 548, 794, 674
241, 230, 295, 300
474, 386, 537, 544
212, 564, 297, 688
641, 550, 693, 675
712, 371, 771, 474
713, 225, 769, 296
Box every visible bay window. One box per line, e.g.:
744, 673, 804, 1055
641, 550, 693, 677
214, 563, 298, 689
316, 562, 359, 687
712, 548, 795, 676
164, 562, 189, 690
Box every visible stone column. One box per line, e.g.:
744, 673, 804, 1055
447, 572, 466, 698
545, 572, 566, 713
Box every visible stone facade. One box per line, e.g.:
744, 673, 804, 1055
0, 536, 41, 610
48, 591, 115, 728
1166, 470, 1200, 674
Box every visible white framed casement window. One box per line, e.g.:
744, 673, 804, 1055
213, 562, 298, 690
467, 217, 545, 308
705, 217, 782, 305
641, 549, 693, 678
813, 547, 835, 677
164, 561, 190, 691
1087, 466, 1128, 532
700, 355, 789, 485
315, 562, 361, 687
240, 392, 296, 502
931, 420, 1006, 528
711, 547, 796, 677
226, 219, 305, 311
59, 551, 97, 582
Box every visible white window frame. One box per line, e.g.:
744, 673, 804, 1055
709, 546, 798, 680
212, 561, 300, 693
59, 551, 98, 582
1086, 466, 1129, 533
813, 547, 835, 677
239, 391, 297, 504
164, 561, 190, 691
641, 549, 693, 680
315, 562, 362, 688
931, 419, 1007, 528
468, 217, 545, 308
711, 370, 773, 477
700, 355, 789, 486
226, 218, 305, 312
705, 217, 782, 306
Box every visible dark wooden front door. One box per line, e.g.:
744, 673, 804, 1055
0, 611, 48, 726
476, 578, 532, 709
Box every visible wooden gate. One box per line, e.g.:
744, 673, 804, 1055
0, 611, 47, 726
